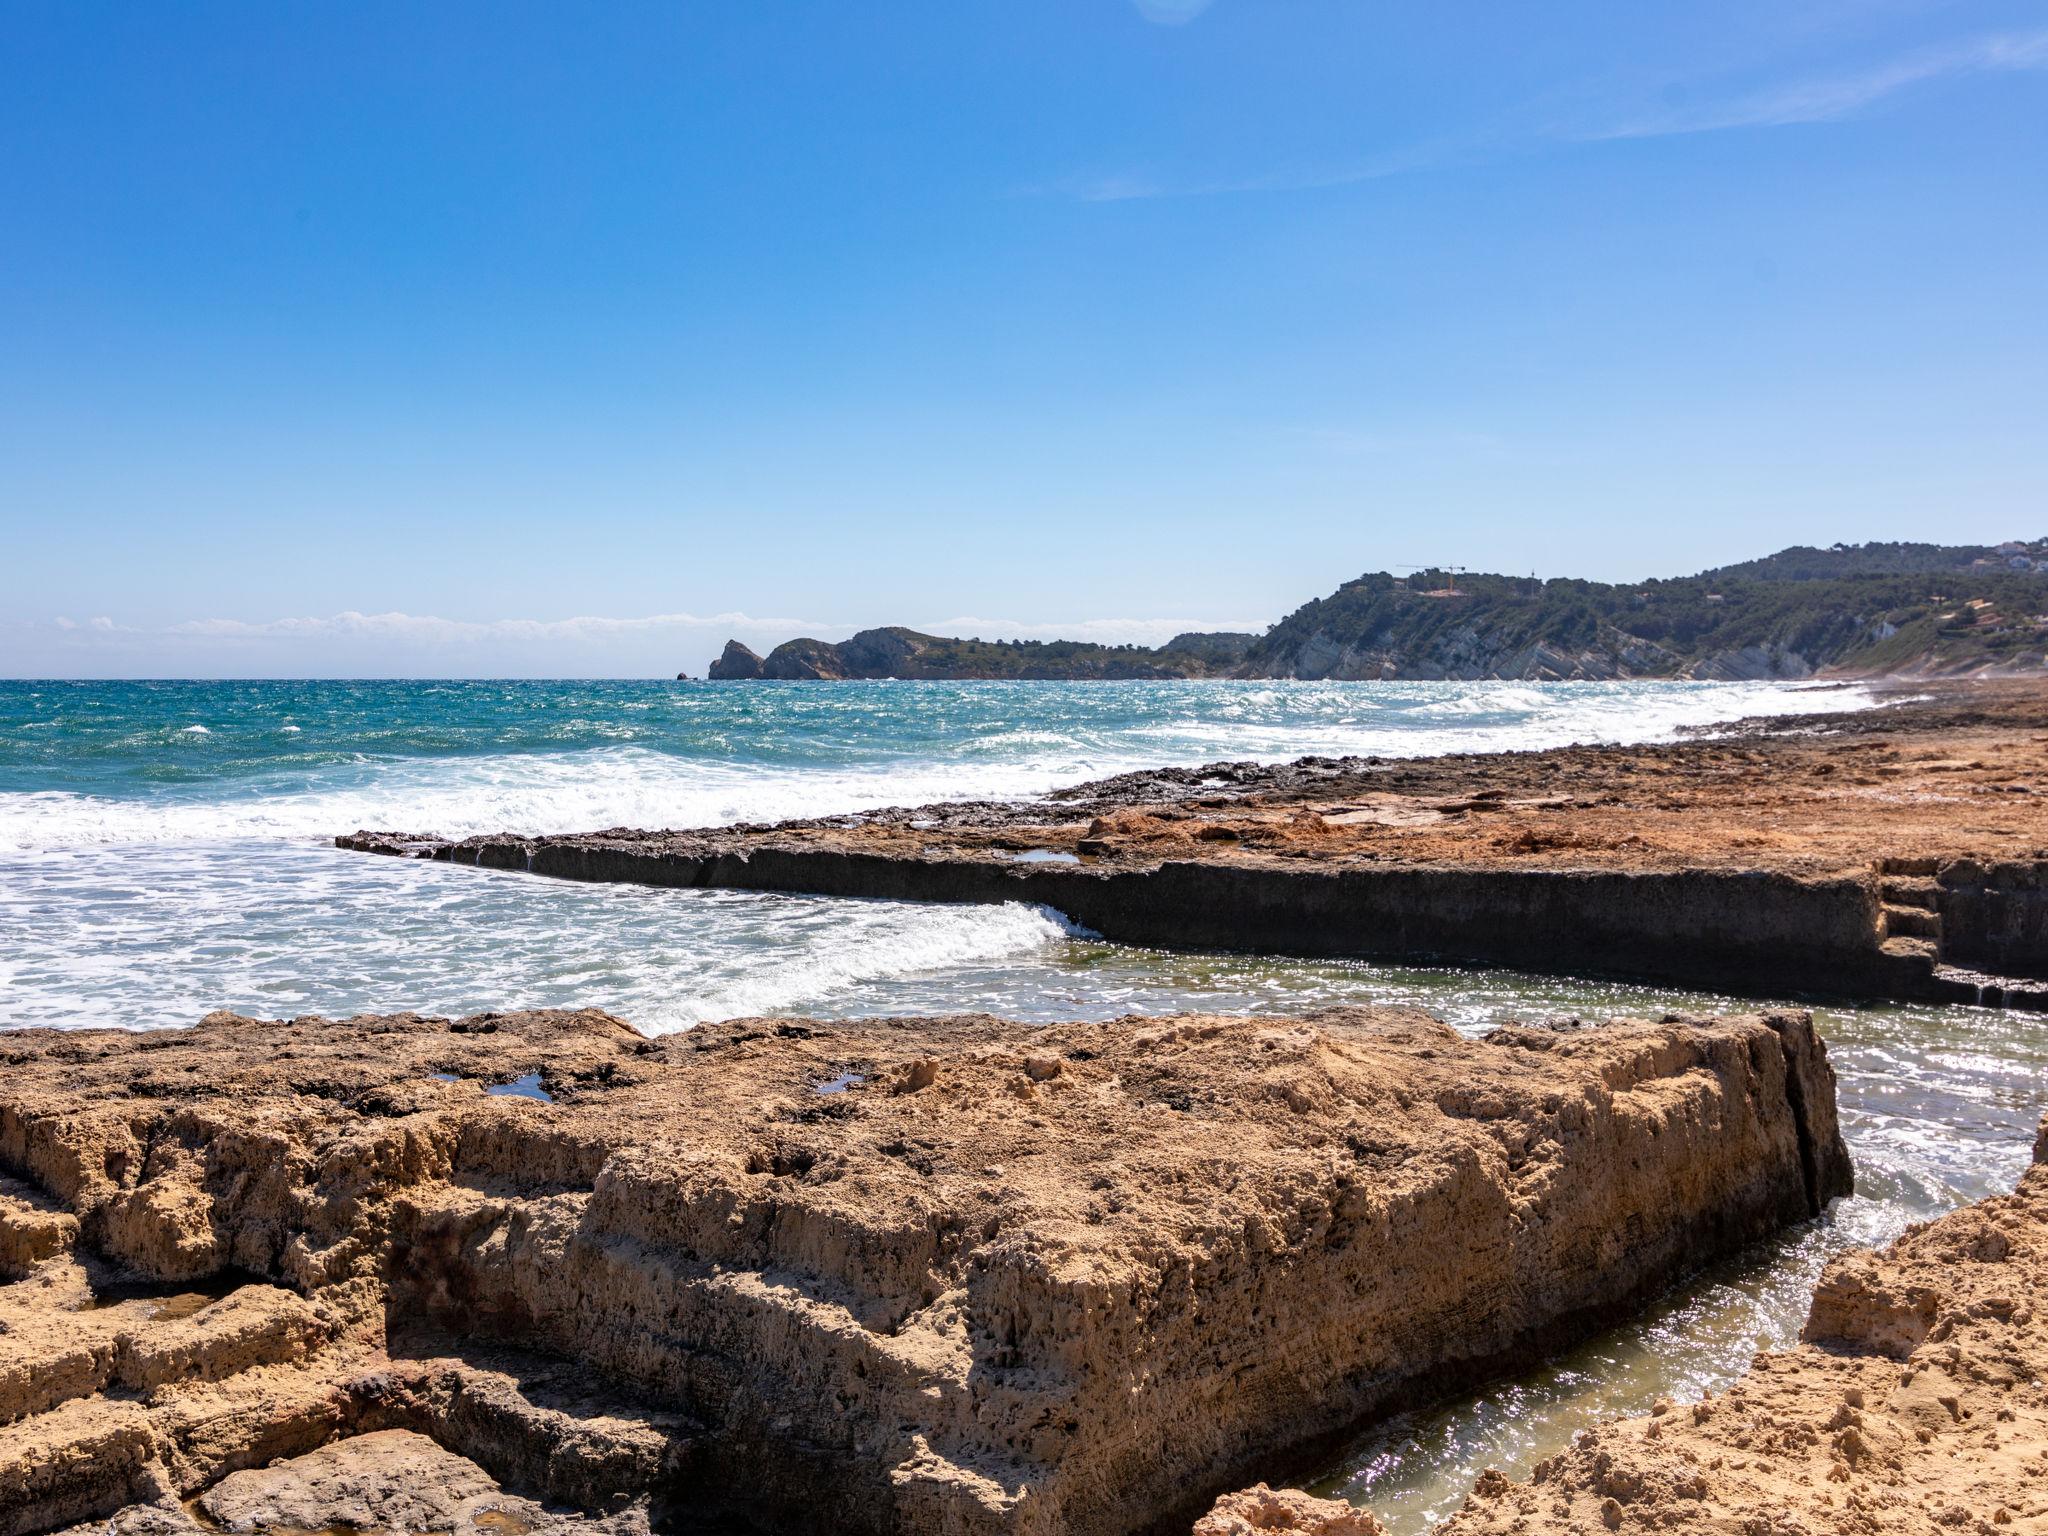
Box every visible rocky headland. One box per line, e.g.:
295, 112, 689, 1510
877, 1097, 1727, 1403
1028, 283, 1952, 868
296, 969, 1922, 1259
699, 540, 2048, 682
706, 629, 1250, 681
0, 1004, 1847, 1536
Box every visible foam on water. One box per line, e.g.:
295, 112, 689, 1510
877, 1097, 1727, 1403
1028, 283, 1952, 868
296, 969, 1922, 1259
0, 678, 1876, 854
0, 677, 2039, 1534
0, 750, 1077, 851
0, 677, 1883, 1032
0, 839, 1084, 1035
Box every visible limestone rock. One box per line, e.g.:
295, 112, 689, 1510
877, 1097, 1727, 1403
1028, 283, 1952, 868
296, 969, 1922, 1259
758, 635, 851, 678
0, 1004, 1846, 1536
1431, 1135, 2048, 1536
1193, 1483, 1386, 1534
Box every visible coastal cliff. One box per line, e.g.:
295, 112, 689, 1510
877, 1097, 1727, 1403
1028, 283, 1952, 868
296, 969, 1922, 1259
707, 627, 1252, 680
701, 540, 2048, 682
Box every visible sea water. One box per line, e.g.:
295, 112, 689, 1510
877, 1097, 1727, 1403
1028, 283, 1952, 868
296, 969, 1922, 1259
3, 675, 2042, 1531
0, 676, 1870, 1032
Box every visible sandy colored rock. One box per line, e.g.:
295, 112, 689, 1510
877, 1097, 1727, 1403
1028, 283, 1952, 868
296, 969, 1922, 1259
1429, 1111, 2048, 1536
1194, 1483, 1387, 1534
344, 680, 2048, 1005
196, 1426, 638, 1533
200, 1427, 497, 1530
356, 680, 2048, 879
0, 1004, 1844, 1535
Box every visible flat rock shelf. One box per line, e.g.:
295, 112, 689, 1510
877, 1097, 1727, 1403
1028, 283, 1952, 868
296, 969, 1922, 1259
338, 682, 2048, 1010
0, 1005, 1847, 1536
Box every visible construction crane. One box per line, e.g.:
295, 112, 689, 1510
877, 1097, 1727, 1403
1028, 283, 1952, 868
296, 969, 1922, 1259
1393, 563, 1466, 595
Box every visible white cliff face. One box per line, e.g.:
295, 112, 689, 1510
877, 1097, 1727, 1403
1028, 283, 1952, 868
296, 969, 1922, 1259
1683, 645, 1818, 681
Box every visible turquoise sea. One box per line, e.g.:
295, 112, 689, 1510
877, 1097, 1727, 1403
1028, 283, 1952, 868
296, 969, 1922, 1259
0, 675, 1877, 1033
2, 675, 2043, 1531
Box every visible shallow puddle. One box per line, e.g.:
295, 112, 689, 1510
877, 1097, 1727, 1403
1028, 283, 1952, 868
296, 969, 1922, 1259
77, 1268, 251, 1316
484, 1072, 553, 1103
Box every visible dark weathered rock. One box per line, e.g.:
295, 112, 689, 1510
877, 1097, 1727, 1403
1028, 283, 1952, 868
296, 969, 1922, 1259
705, 640, 764, 680
758, 636, 852, 679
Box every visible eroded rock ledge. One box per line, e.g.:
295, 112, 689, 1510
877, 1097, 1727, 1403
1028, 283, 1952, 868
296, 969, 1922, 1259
1412, 1111, 2048, 1536
338, 682, 2048, 1007
0, 1006, 1847, 1536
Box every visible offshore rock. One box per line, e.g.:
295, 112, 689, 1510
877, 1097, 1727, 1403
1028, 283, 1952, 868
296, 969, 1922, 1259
0, 1005, 1847, 1536
706, 640, 765, 679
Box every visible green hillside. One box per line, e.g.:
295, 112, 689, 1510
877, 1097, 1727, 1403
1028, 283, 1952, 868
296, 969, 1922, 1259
705, 541, 2048, 681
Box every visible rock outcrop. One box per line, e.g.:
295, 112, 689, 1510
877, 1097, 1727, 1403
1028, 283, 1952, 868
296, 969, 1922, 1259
342, 681, 2048, 1008
705, 627, 1227, 681
1193, 1484, 1387, 1534
1425, 1112, 2048, 1536
706, 640, 765, 680
0, 1005, 1846, 1536
758, 635, 853, 678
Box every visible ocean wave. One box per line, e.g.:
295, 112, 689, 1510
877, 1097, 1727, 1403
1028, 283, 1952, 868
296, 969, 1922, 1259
0, 834, 1084, 1034
657, 901, 1082, 1034
0, 680, 1877, 853
0, 753, 1072, 852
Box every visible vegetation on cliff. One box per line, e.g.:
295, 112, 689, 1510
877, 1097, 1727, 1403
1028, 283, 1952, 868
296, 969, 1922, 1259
1244, 558, 2048, 680
707, 625, 1253, 679
704, 540, 2048, 681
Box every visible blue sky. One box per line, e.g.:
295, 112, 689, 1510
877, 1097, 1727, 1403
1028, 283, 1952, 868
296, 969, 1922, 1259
4, 0, 2045, 677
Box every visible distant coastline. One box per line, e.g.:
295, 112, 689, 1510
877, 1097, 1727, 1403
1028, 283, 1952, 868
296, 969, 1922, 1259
703, 538, 2048, 683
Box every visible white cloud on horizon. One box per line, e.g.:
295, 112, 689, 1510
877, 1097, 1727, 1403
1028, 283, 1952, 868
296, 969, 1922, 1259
159, 609, 829, 645
12, 610, 1274, 676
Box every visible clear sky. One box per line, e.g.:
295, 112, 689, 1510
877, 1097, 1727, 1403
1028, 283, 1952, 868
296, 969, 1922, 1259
4, 1, 2045, 677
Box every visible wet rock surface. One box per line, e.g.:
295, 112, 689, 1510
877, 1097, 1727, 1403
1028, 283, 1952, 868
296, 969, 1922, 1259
340, 681, 2048, 1004
0, 1004, 1845, 1536
1424, 1113, 2048, 1536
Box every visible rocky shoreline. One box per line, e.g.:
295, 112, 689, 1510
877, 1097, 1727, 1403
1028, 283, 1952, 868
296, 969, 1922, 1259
11, 681, 2048, 1535
340, 681, 2048, 1008
1207, 1106, 2048, 1536
2, 1005, 1847, 1536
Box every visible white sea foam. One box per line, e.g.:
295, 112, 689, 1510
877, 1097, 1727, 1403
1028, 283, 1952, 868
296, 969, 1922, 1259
0, 681, 1879, 854
0, 839, 1081, 1035
657, 901, 1081, 1034
0, 753, 1083, 852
